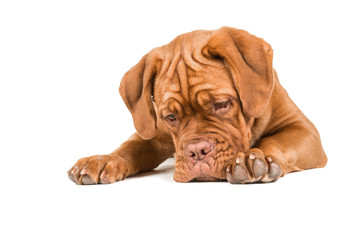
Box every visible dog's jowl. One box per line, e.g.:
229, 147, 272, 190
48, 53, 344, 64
68, 27, 327, 184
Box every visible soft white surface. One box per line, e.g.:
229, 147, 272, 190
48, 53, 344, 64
1, 1, 359, 239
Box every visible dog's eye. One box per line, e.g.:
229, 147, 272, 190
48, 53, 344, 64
214, 100, 230, 111
166, 114, 177, 122
214, 102, 227, 109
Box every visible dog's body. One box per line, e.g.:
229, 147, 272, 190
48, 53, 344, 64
68, 27, 327, 184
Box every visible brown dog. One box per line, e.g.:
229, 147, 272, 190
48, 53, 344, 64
68, 27, 327, 184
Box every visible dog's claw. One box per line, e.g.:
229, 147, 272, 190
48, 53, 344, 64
269, 163, 281, 179
253, 159, 267, 178
100, 171, 107, 179
80, 168, 88, 175
234, 165, 249, 181
226, 149, 283, 184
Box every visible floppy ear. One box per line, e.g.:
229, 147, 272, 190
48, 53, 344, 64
119, 54, 158, 139
205, 27, 274, 118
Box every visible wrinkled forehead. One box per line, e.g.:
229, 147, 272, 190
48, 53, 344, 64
152, 35, 238, 108
154, 59, 237, 109
152, 31, 233, 102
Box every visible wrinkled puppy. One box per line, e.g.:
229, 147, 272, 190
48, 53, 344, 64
68, 27, 327, 184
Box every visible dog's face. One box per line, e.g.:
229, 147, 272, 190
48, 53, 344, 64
155, 61, 250, 182
120, 27, 274, 182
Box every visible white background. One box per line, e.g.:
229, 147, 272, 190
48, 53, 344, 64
1, 0, 359, 239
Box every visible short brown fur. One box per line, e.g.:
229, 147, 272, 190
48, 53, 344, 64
68, 27, 327, 184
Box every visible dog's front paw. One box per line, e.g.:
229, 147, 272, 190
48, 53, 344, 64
68, 154, 128, 185
226, 148, 283, 184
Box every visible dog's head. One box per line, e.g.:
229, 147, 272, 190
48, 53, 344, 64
120, 27, 274, 182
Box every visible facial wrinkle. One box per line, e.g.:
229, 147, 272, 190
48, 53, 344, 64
177, 58, 190, 107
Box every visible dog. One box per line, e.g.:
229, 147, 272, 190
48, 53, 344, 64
68, 27, 327, 184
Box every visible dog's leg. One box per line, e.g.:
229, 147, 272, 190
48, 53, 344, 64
68, 131, 175, 185
226, 123, 327, 183
256, 123, 327, 172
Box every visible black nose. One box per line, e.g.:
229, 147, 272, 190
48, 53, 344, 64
184, 141, 214, 161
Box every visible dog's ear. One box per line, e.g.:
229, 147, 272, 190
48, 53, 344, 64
205, 27, 274, 118
119, 54, 158, 139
